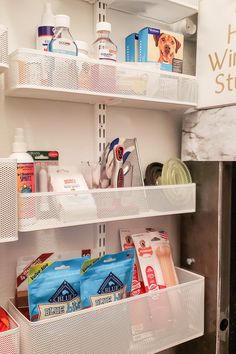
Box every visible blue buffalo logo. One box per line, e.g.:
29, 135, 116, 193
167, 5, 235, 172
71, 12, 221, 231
49, 281, 78, 303
98, 273, 124, 294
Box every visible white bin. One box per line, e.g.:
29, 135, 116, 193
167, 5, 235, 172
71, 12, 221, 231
6, 49, 197, 111
0, 159, 18, 242
0, 25, 8, 73
9, 268, 204, 354
17, 184, 196, 232
0, 309, 20, 354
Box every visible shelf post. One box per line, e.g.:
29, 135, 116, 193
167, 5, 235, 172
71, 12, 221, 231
93, 1, 107, 256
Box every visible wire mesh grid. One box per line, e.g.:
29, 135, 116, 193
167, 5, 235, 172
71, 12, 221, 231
17, 184, 196, 232
7, 49, 197, 104
0, 309, 20, 354
0, 159, 18, 242
0, 25, 8, 71
8, 268, 204, 354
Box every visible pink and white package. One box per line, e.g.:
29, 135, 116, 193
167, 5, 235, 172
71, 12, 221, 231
120, 229, 145, 296
132, 232, 166, 292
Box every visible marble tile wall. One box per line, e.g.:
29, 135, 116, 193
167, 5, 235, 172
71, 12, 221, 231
181, 106, 236, 161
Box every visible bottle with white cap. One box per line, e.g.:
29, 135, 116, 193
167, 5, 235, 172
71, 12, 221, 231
9, 128, 35, 193
92, 22, 117, 62
49, 14, 77, 56
37, 2, 55, 51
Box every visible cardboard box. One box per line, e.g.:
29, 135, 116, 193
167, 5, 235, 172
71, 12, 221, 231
125, 33, 139, 62
138, 27, 184, 73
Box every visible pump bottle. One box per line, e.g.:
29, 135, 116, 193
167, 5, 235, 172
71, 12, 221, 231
37, 2, 55, 51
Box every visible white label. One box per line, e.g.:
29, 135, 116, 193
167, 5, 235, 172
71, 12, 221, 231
89, 288, 125, 307
37, 36, 52, 52
50, 39, 77, 56
38, 297, 81, 319
99, 48, 117, 62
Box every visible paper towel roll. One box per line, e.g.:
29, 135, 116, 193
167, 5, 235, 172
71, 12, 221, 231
173, 18, 197, 37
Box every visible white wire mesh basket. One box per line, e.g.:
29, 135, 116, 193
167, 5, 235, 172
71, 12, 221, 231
9, 267, 204, 354
6, 49, 197, 110
0, 25, 9, 73
0, 159, 18, 242
17, 184, 196, 232
0, 308, 20, 354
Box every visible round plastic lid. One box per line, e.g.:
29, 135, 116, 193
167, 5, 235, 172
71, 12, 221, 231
75, 40, 89, 53
96, 22, 111, 33
55, 14, 70, 28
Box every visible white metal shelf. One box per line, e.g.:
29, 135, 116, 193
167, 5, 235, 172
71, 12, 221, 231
0, 159, 18, 243
6, 49, 197, 112
9, 267, 204, 354
83, 0, 199, 24
17, 184, 196, 232
0, 25, 9, 73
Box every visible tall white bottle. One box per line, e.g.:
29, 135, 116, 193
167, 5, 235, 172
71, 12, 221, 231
9, 128, 35, 228
37, 2, 55, 51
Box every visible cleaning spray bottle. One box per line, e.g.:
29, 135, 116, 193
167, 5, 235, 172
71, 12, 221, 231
37, 2, 55, 51
10, 128, 35, 193
9, 128, 35, 227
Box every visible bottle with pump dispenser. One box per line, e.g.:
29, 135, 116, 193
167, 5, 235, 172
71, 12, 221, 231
92, 22, 117, 62
49, 15, 77, 56
37, 2, 55, 51
9, 128, 36, 228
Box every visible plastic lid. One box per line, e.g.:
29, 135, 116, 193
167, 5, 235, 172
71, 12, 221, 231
41, 2, 55, 26
55, 14, 70, 28
75, 40, 89, 53
96, 22, 111, 33
12, 128, 27, 153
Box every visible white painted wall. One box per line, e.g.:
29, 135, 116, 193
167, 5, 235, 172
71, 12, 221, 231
0, 1, 196, 353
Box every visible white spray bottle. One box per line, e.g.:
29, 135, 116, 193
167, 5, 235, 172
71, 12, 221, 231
9, 128, 36, 228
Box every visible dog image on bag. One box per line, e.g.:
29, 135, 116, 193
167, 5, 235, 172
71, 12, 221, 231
153, 32, 182, 64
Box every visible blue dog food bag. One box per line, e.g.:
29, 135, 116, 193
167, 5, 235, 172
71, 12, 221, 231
80, 249, 135, 308
28, 257, 89, 321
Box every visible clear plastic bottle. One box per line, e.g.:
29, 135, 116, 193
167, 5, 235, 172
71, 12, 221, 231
49, 15, 77, 56
91, 22, 117, 93
92, 22, 117, 62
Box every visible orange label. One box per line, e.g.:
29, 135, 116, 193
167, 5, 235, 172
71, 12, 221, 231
17, 163, 35, 193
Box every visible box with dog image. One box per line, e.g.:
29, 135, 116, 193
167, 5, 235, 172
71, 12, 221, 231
138, 27, 184, 73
